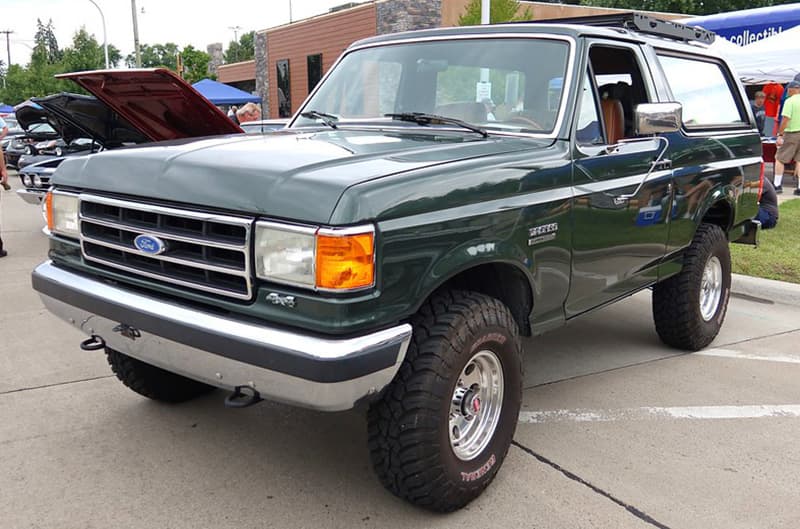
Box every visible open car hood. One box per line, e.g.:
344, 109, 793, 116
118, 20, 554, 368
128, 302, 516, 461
57, 68, 243, 141
31, 93, 150, 147
13, 101, 61, 141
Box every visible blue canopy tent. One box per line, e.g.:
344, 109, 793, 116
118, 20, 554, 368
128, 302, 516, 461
681, 4, 800, 46
0, 104, 14, 114
191, 79, 260, 105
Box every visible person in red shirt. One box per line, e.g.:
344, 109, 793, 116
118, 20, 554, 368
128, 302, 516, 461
763, 82, 784, 135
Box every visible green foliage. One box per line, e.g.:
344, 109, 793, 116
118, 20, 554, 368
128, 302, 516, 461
578, 0, 796, 16
31, 19, 62, 65
458, 0, 533, 25
224, 31, 255, 63
731, 198, 800, 284
126, 43, 180, 70
180, 45, 212, 84
0, 23, 121, 105
61, 28, 121, 72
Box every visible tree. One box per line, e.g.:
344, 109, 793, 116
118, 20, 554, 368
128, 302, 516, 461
578, 0, 796, 16
61, 27, 122, 72
31, 19, 62, 65
224, 31, 255, 63
179, 45, 212, 83
126, 43, 180, 70
458, 0, 533, 25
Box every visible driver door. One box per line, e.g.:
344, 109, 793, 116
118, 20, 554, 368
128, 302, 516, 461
566, 45, 673, 317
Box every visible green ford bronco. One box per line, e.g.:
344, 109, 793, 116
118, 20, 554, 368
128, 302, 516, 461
33, 15, 763, 511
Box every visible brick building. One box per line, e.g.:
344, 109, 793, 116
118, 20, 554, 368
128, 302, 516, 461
217, 0, 681, 119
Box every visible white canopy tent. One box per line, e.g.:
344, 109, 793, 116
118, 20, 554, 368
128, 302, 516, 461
707, 26, 800, 84
729, 26, 800, 84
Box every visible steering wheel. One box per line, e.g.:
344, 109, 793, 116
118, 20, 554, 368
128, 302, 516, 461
506, 115, 543, 130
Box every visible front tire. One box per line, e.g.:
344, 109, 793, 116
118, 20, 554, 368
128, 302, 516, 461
106, 348, 215, 403
368, 290, 523, 512
652, 223, 731, 351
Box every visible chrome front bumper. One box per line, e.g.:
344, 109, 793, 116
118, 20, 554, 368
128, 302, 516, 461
32, 261, 412, 411
17, 188, 45, 205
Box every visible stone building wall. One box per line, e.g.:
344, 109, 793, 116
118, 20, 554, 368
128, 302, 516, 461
377, 0, 442, 35
206, 42, 224, 77
255, 31, 269, 114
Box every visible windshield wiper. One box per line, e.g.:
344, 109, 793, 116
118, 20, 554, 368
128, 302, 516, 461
300, 110, 339, 129
384, 112, 488, 138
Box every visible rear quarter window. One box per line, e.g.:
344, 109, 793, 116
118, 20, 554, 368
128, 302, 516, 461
657, 54, 747, 129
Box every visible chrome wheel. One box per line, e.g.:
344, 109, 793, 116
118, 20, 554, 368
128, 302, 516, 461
449, 350, 504, 461
699, 255, 722, 321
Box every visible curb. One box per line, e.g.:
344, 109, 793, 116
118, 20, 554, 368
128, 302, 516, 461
731, 273, 800, 306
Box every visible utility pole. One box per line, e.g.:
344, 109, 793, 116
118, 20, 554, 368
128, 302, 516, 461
131, 0, 142, 67
0, 30, 13, 69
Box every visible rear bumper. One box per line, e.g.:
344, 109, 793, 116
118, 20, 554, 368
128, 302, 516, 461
32, 261, 412, 411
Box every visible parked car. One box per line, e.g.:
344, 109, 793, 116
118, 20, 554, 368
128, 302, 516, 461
4, 120, 59, 169
14, 86, 236, 204
239, 119, 288, 133
33, 16, 762, 512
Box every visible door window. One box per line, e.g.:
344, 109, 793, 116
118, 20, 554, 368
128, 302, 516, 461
575, 70, 604, 145
657, 55, 746, 128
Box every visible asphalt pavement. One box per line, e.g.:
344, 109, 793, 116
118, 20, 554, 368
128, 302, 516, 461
2, 173, 800, 529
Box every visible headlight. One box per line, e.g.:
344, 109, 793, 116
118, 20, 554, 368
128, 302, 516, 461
22, 174, 32, 187
33, 175, 43, 188
45, 190, 80, 238
255, 222, 316, 287
254, 222, 375, 291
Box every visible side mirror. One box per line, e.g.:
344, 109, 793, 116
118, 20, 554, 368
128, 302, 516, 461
634, 102, 682, 135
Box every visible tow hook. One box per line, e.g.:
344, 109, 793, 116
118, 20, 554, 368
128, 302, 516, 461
79, 335, 106, 351
224, 385, 263, 409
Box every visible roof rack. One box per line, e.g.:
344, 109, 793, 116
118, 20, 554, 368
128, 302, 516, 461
525, 12, 715, 45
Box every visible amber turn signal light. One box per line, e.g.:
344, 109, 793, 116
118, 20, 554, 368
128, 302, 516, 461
45, 191, 55, 232
316, 231, 374, 290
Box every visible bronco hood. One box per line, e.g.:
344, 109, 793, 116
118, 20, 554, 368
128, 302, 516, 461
57, 69, 242, 141
53, 129, 551, 224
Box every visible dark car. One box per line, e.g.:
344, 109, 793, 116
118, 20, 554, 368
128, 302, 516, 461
14, 92, 151, 204
15, 79, 244, 205
4, 118, 59, 169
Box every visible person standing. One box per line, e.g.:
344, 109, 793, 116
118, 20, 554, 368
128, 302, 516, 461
763, 81, 784, 136
0, 114, 9, 257
750, 91, 766, 135
775, 80, 800, 196
236, 102, 261, 124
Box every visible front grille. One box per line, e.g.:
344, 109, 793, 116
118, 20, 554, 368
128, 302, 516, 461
79, 194, 254, 300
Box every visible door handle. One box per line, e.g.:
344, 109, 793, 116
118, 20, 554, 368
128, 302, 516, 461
653, 158, 672, 171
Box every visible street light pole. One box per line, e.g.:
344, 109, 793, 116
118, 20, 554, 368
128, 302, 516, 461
131, 0, 142, 67
87, 0, 109, 68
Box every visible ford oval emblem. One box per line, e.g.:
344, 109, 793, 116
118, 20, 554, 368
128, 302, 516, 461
134, 234, 167, 255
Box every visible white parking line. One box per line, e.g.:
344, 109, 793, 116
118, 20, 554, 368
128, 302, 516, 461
519, 405, 800, 424
695, 348, 800, 364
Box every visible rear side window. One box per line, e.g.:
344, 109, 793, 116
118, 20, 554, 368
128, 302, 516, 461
657, 55, 746, 129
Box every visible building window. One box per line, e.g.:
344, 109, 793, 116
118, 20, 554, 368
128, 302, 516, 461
307, 54, 322, 93
276, 59, 291, 118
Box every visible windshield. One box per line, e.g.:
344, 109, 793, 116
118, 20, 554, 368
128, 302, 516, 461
293, 37, 570, 134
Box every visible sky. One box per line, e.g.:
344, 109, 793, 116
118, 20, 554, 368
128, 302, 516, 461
2, 0, 373, 67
